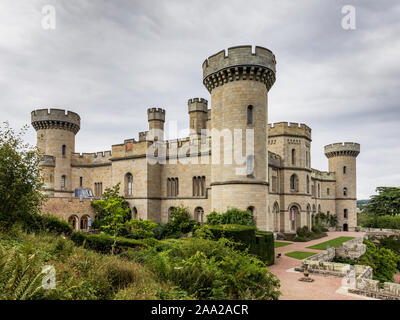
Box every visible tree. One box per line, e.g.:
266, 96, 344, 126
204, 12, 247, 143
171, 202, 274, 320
163, 206, 198, 238
364, 187, 400, 217
91, 184, 130, 254
0, 123, 44, 229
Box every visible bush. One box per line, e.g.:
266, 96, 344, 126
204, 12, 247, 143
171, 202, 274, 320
130, 237, 280, 300
206, 224, 257, 250
20, 213, 73, 235
162, 206, 198, 238
206, 208, 255, 226
293, 226, 327, 242
252, 231, 275, 265
71, 232, 150, 254
362, 215, 400, 230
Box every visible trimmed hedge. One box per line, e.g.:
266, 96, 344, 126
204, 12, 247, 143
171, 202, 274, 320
206, 224, 274, 265
23, 213, 73, 235
71, 232, 153, 254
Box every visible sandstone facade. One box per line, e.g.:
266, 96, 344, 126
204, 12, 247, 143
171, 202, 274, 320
32, 45, 360, 233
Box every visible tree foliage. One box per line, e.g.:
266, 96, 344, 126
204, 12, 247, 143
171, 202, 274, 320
0, 123, 44, 229
163, 206, 198, 238
206, 208, 255, 226
364, 187, 400, 217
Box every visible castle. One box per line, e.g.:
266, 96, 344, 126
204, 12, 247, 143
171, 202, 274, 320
32, 45, 360, 233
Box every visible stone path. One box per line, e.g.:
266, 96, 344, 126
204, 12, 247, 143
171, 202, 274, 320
267, 231, 370, 300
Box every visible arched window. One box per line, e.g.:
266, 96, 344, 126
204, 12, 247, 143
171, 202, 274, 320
62, 145, 66, 157
343, 187, 348, 196
318, 204, 321, 213
344, 209, 348, 219
318, 184, 321, 198
306, 175, 310, 193
327, 188, 330, 196
247, 206, 255, 224
132, 207, 138, 219
194, 207, 204, 224
168, 207, 175, 221
291, 149, 296, 165
247, 105, 253, 124
125, 173, 133, 196
246, 155, 254, 176
80, 216, 89, 230
312, 204, 316, 213
168, 178, 179, 197
290, 174, 299, 192
273, 202, 279, 232
61, 175, 66, 189
343, 166, 347, 174
306, 204, 311, 228
305, 151, 309, 168
68, 215, 78, 231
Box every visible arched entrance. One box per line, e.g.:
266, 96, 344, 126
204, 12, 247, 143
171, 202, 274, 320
168, 207, 175, 221
68, 215, 78, 231
289, 205, 301, 232
132, 207, 138, 219
343, 223, 348, 232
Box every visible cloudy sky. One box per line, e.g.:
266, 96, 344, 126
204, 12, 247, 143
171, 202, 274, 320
1, 0, 399, 199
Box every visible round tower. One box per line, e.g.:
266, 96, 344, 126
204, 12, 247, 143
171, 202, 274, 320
203, 45, 276, 230
324, 142, 360, 231
188, 98, 208, 139
31, 108, 80, 196
147, 108, 165, 141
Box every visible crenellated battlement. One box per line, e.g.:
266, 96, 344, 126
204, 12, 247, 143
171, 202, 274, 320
31, 108, 80, 134
188, 98, 208, 113
324, 142, 360, 158
147, 108, 166, 122
268, 122, 312, 141
268, 151, 282, 167
71, 151, 112, 166
202, 45, 276, 93
311, 168, 336, 181
39, 155, 56, 167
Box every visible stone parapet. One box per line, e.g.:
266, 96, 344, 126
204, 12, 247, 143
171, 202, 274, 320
324, 142, 360, 158
202, 45, 276, 93
268, 122, 312, 141
31, 109, 80, 134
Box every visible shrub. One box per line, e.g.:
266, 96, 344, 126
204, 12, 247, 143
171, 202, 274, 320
130, 237, 280, 300
362, 215, 400, 230
71, 232, 149, 254
206, 208, 255, 226
293, 226, 327, 242
252, 231, 275, 265
162, 206, 198, 238
207, 224, 256, 250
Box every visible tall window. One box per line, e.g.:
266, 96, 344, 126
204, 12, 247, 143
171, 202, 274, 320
291, 149, 296, 165
327, 188, 330, 196
168, 178, 179, 197
125, 173, 133, 196
271, 176, 278, 193
344, 209, 348, 219
246, 155, 254, 176
290, 174, 299, 192
306, 175, 310, 193
168, 207, 175, 221
343, 187, 348, 196
79, 176, 83, 187
62, 145, 66, 157
61, 175, 66, 189
305, 151, 309, 168
192, 176, 205, 196
194, 207, 204, 224
94, 182, 103, 197
343, 166, 347, 174
318, 184, 321, 198
247, 105, 253, 124
132, 207, 138, 219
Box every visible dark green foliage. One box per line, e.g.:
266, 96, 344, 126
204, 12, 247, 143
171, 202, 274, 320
206, 208, 255, 226
129, 237, 280, 300
207, 224, 256, 250
362, 215, 400, 230
293, 226, 327, 242
34, 214, 73, 235
71, 232, 150, 254
252, 232, 275, 265
364, 187, 400, 217
162, 206, 198, 238
0, 123, 44, 230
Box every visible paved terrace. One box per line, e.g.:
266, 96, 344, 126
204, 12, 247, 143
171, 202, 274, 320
268, 231, 370, 300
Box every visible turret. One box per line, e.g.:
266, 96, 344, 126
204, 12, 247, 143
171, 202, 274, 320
188, 98, 208, 138
147, 108, 165, 141
31, 108, 80, 196
324, 142, 360, 231
203, 45, 276, 230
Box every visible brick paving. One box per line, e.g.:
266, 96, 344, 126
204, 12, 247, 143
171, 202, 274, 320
267, 231, 369, 300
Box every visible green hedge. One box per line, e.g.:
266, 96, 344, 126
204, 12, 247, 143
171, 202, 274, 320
71, 232, 152, 254
206, 224, 274, 265
363, 215, 400, 230
252, 231, 275, 265
23, 213, 73, 235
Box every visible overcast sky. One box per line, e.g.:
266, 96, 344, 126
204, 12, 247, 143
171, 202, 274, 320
1, 0, 399, 199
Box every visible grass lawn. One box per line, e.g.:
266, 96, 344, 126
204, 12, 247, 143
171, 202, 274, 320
285, 251, 316, 260
307, 236, 355, 250
274, 241, 293, 248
